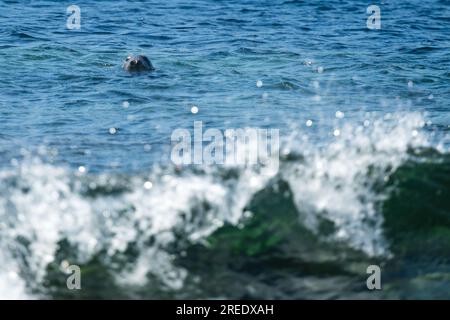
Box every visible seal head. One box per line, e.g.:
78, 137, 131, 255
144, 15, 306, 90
123, 55, 154, 72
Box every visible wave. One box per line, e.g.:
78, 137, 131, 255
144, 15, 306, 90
0, 112, 449, 299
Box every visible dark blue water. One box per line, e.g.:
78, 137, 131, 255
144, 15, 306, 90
0, 0, 449, 299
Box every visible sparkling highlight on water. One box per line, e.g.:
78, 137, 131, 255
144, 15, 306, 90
191, 106, 199, 114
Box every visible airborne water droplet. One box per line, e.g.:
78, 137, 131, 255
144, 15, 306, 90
144, 181, 153, 189
335, 111, 345, 119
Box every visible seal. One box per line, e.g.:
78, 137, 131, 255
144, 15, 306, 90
123, 55, 154, 72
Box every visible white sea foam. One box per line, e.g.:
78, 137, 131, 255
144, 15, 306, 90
0, 112, 437, 298
281, 112, 430, 256
0, 138, 278, 298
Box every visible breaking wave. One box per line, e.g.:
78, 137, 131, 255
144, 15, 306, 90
0, 112, 449, 299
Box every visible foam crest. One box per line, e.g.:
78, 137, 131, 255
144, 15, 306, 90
282, 113, 429, 256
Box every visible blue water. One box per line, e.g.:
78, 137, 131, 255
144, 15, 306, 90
1, 0, 448, 172
0, 0, 449, 299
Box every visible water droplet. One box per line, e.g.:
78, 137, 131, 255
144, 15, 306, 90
109, 127, 117, 135
256, 80, 263, 88
317, 66, 324, 73
333, 129, 340, 137
335, 111, 345, 119
144, 144, 152, 152
306, 119, 313, 127
243, 210, 253, 219
144, 181, 153, 189
78, 166, 86, 173
191, 106, 199, 114
363, 120, 370, 127
428, 94, 434, 100
61, 260, 70, 269
122, 101, 129, 108
249, 176, 260, 187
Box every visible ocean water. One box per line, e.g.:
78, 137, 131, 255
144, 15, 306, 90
0, 0, 449, 299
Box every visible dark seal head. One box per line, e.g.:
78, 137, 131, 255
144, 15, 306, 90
123, 55, 154, 72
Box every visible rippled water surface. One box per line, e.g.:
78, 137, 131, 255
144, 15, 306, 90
0, 0, 449, 299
